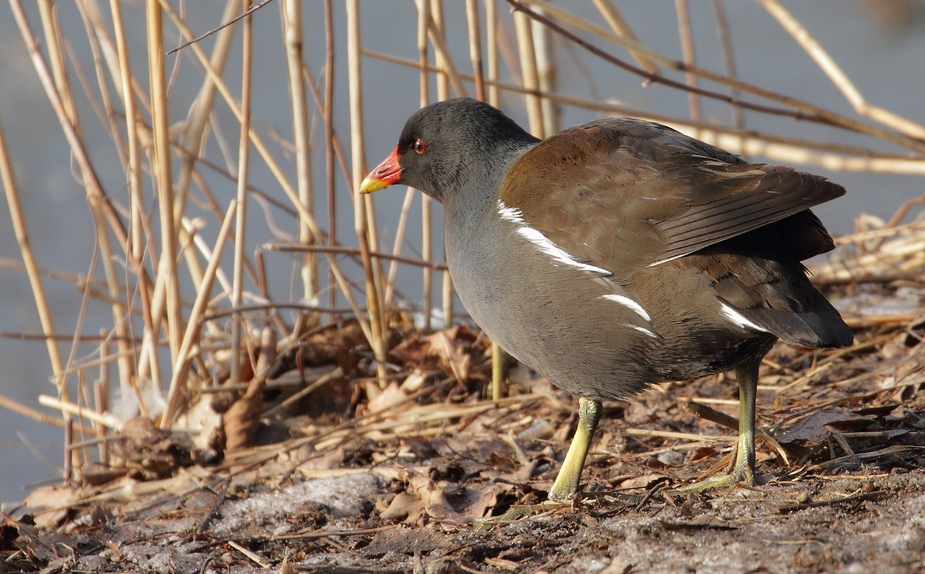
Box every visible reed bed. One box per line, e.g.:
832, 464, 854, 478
0, 0, 922, 498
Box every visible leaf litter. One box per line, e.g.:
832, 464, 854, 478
3, 212, 925, 573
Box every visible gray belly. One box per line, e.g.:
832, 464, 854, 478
446, 224, 658, 401
444, 216, 776, 401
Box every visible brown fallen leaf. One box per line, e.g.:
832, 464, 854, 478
223, 379, 264, 452
619, 473, 668, 490
380, 491, 426, 522
366, 381, 410, 414
775, 408, 872, 444
424, 327, 472, 383
223, 327, 277, 451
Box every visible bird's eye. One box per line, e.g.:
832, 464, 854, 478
413, 139, 426, 154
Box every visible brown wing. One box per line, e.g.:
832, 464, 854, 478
498, 117, 845, 276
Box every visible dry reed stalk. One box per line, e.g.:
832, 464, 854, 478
417, 1, 466, 99
711, 0, 744, 131
157, 2, 325, 237
302, 53, 352, 186
0, 394, 99, 436
107, 0, 145, 266
513, 10, 545, 139
363, 48, 925, 167
625, 428, 738, 444
94, 339, 110, 463
757, 0, 925, 140
346, 0, 389, 385
530, 7, 559, 136
146, 0, 183, 371
466, 0, 486, 101
465, 1, 504, 400
161, 207, 239, 426
229, 1, 255, 390
74, 2, 126, 168
509, 0, 925, 155
82, 0, 139, 402
836, 219, 925, 245
0, 115, 65, 386
674, 0, 701, 124
594, 0, 661, 74
38, 394, 123, 430
185, 219, 234, 295
91, 187, 145, 414
419, 0, 433, 332
282, 0, 318, 326
384, 189, 417, 305
485, 0, 500, 106
590, 0, 659, 75
268, 244, 448, 271
38, 1, 79, 128
166, 0, 239, 356
324, 0, 337, 314
426, 0, 458, 333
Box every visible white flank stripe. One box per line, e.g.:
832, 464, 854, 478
625, 323, 658, 338
496, 201, 526, 224
497, 200, 610, 276
720, 304, 767, 332
600, 294, 651, 322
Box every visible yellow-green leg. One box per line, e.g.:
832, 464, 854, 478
549, 397, 603, 500
674, 356, 761, 493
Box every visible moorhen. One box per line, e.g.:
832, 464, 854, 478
360, 98, 852, 499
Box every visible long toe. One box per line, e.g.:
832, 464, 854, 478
668, 466, 754, 494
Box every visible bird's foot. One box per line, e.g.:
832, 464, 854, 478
668, 464, 753, 494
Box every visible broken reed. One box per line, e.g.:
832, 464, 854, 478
1, 0, 924, 483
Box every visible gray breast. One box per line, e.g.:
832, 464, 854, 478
444, 202, 660, 401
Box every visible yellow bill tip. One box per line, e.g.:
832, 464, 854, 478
359, 176, 389, 194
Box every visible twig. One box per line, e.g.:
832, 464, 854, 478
196, 476, 231, 534
778, 490, 886, 513
167, 0, 274, 55
266, 243, 449, 270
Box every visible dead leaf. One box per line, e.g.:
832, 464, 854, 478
380, 492, 425, 522
23, 485, 77, 511
619, 473, 668, 490
366, 381, 410, 414
408, 473, 467, 524
424, 327, 472, 382
223, 376, 265, 451
5, 516, 58, 563
453, 483, 502, 518
776, 409, 872, 444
